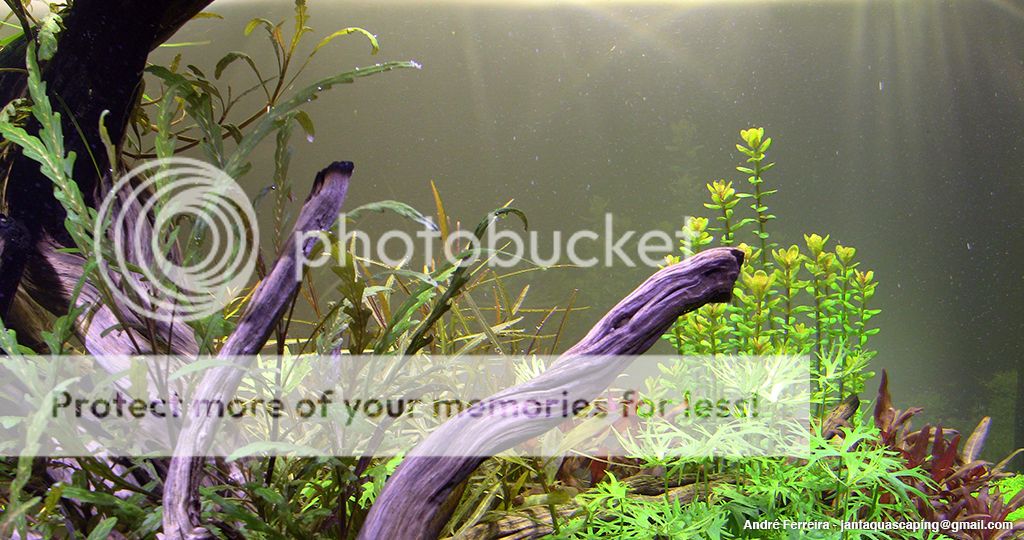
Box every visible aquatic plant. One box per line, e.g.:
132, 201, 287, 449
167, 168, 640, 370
665, 127, 880, 413
0, 0, 1016, 530
463, 372, 1024, 540
996, 475, 1024, 522
449, 129, 1021, 540
0, 4, 564, 538
872, 371, 1024, 538
564, 473, 730, 539
710, 426, 929, 538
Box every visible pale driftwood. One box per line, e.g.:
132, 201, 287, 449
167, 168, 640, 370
20, 237, 200, 357
821, 394, 860, 441
1, 169, 203, 357
0, 3, 246, 534
358, 247, 743, 540
456, 475, 716, 540
162, 162, 353, 540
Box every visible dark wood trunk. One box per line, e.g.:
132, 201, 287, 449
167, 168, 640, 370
5, 0, 212, 237
0, 0, 212, 338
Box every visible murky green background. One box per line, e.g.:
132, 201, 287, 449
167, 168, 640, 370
155, 0, 1024, 458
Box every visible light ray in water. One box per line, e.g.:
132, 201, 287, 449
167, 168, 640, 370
208, 0, 832, 4
982, 0, 1024, 21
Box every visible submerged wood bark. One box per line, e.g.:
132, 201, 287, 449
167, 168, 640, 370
161, 162, 353, 539
358, 247, 743, 540
0, 6, 212, 534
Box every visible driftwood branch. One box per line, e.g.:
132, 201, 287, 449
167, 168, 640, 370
19, 236, 201, 357
821, 394, 860, 441
358, 247, 744, 540
162, 162, 353, 540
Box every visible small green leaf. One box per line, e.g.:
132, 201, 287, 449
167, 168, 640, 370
158, 41, 212, 48
215, 51, 261, 80
294, 110, 315, 142
312, 27, 380, 56
224, 123, 244, 143
244, 18, 275, 36
86, 517, 118, 540
347, 200, 436, 230
37, 14, 61, 61
223, 61, 417, 177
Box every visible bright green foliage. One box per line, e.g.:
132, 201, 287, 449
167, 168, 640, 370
665, 128, 879, 412
537, 125, 904, 539
680, 216, 714, 256
0, 3, 529, 538
0, 41, 89, 252
704, 180, 740, 247
618, 128, 925, 540
997, 475, 1024, 521
558, 473, 730, 539
0, 12, 119, 365
551, 426, 932, 539
736, 127, 777, 269
0, 4, 961, 533
710, 426, 930, 539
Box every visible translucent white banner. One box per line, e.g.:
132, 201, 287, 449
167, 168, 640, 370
0, 355, 810, 458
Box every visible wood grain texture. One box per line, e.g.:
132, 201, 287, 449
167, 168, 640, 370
19, 235, 200, 358
358, 247, 743, 540
161, 162, 353, 540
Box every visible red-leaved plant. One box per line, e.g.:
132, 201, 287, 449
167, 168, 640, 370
873, 370, 1024, 539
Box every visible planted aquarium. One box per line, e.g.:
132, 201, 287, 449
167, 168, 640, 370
0, 1, 1021, 539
